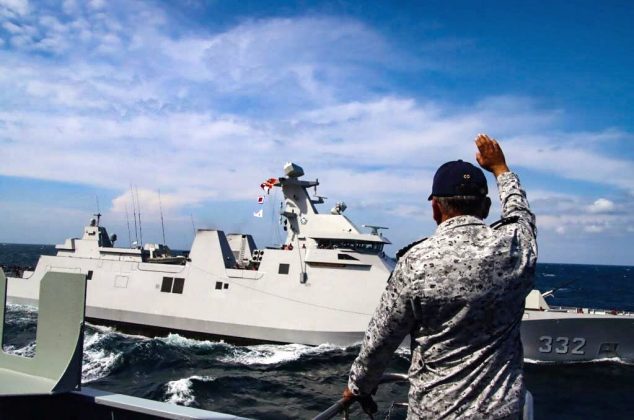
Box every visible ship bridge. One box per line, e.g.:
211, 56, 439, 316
274, 162, 391, 253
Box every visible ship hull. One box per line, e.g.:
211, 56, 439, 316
11, 292, 634, 363
521, 311, 634, 362
8, 295, 365, 346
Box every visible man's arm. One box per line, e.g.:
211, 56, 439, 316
475, 134, 536, 239
346, 262, 415, 398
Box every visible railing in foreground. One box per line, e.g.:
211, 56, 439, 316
313, 373, 407, 420
313, 373, 534, 420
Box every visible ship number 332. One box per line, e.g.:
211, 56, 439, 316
538, 336, 586, 354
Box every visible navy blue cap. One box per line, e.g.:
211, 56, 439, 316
428, 160, 488, 200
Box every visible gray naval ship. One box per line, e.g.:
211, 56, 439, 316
5, 163, 634, 363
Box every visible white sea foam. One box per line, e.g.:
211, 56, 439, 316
542, 273, 556, 277
220, 343, 342, 365
158, 333, 229, 350
86, 323, 115, 334
85, 322, 149, 341
81, 331, 122, 383
6, 303, 38, 313
164, 375, 215, 406
3, 341, 37, 357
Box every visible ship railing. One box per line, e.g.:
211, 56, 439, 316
313, 373, 534, 420
313, 373, 408, 420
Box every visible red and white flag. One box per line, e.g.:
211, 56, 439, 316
257, 196, 264, 204
260, 178, 278, 195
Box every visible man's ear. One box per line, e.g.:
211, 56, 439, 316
482, 197, 491, 219
431, 197, 443, 225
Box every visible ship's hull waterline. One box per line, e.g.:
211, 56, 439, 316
9, 292, 634, 363
8, 295, 365, 346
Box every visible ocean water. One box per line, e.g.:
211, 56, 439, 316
1, 244, 633, 419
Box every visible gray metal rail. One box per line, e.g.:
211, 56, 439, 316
313, 373, 534, 420
313, 373, 408, 420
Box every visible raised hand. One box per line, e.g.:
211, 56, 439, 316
475, 133, 510, 177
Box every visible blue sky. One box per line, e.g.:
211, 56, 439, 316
0, 0, 632, 265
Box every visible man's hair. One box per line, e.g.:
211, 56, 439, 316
434, 195, 489, 217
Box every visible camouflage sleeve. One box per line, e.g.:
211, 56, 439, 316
348, 261, 415, 396
497, 172, 537, 241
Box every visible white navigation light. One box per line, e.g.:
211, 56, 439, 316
284, 162, 304, 178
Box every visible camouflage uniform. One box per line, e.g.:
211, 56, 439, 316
349, 172, 537, 419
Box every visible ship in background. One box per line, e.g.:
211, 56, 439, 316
7, 163, 394, 346
5, 163, 633, 362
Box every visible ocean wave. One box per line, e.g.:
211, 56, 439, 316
220, 343, 343, 366
157, 333, 230, 350
86, 323, 115, 334
6, 302, 38, 313
85, 322, 150, 341
164, 375, 215, 406
3, 341, 36, 358
82, 330, 122, 383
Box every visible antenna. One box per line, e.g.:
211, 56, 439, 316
158, 189, 166, 245
125, 204, 132, 247
362, 224, 389, 236
190, 214, 196, 236
94, 195, 101, 226
135, 186, 143, 246
130, 184, 139, 246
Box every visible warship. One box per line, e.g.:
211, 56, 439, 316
5, 163, 633, 362
7, 163, 394, 346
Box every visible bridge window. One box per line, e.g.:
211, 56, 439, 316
337, 254, 359, 261
316, 240, 384, 253
278, 263, 290, 275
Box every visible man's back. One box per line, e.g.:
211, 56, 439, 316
403, 201, 535, 418
347, 139, 537, 419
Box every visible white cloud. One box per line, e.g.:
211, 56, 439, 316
0, 0, 29, 16
584, 224, 604, 233
503, 136, 634, 192
2, 20, 22, 33
89, 0, 105, 10
587, 198, 615, 213
537, 208, 631, 237
111, 189, 198, 219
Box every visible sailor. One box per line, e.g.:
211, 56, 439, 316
343, 134, 537, 419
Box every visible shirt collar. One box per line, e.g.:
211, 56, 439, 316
434, 215, 486, 236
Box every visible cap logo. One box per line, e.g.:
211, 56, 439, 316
463, 174, 471, 179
